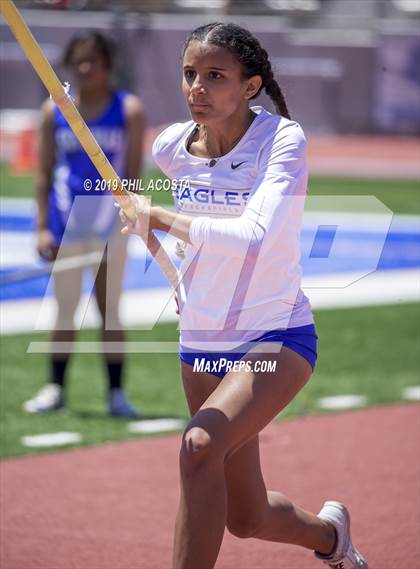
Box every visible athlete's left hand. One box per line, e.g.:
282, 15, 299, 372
117, 193, 151, 237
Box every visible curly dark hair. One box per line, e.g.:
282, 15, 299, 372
183, 23, 290, 119
63, 30, 115, 70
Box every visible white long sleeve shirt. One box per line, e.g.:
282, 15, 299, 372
152, 106, 314, 351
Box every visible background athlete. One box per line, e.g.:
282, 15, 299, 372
24, 31, 144, 418
120, 23, 368, 569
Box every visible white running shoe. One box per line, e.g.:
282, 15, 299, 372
315, 501, 368, 569
23, 384, 64, 413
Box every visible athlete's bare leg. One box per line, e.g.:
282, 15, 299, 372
91, 232, 128, 357
173, 346, 335, 569
51, 242, 84, 351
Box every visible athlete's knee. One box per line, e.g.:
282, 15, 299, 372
54, 289, 80, 322
179, 426, 222, 477
55, 305, 78, 329
101, 311, 122, 331
227, 497, 296, 541
97, 297, 121, 330
226, 511, 266, 539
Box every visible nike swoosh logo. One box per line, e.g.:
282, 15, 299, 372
231, 161, 246, 170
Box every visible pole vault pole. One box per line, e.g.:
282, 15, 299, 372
0, 0, 179, 290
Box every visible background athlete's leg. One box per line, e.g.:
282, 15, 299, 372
93, 231, 138, 417
50, 243, 84, 397
23, 242, 84, 412
93, 233, 127, 359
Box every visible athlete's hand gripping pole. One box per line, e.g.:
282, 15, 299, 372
0, 0, 179, 290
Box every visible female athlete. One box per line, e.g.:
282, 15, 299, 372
120, 22, 368, 569
24, 31, 144, 417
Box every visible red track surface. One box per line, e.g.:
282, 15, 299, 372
2, 403, 419, 569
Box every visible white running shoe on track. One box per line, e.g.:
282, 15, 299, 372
23, 384, 64, 413
315, 501, 368, 569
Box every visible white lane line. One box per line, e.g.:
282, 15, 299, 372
128, 418, 186, 434
402, 386, 420, 401
0, 230, 180, 269
0, 197, 35, 215
1, 269, 419, 335
304, 268, 420, 309
317, 395, 368, 410
0, 287, 177, 335
20, 432, 82, 448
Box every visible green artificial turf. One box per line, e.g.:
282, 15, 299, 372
1, 302, 418, 458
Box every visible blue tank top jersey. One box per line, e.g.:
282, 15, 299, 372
48, 90, 128, 242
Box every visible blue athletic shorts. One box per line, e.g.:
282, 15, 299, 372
179, 324, 318, 379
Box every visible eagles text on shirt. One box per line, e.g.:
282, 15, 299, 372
152, 106, 314, 351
